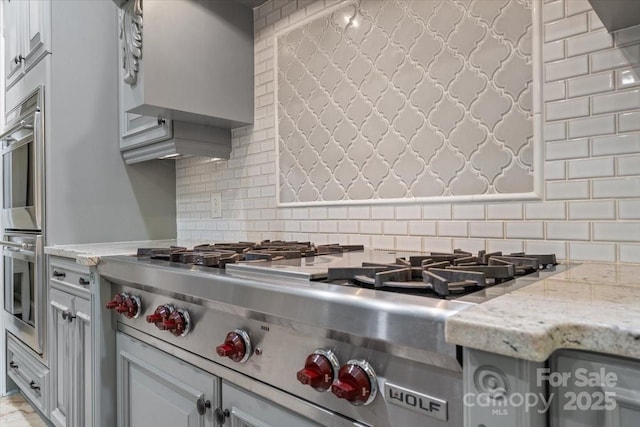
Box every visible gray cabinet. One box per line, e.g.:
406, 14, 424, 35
551, 351, 640, 427
2, 0, 51, 90
6, 332, 50, 416
117, 333, 218, 427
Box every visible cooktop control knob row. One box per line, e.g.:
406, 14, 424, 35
296, 349, 340, 392
158, 309, 191, 337
216, 329, 252, 363
105, 293, 142, 319
331, 360, 378, 406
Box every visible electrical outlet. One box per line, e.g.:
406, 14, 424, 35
211, 192, 222, 218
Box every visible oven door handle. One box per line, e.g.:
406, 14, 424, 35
0, 240, 34, 250
0, 118, 34, 141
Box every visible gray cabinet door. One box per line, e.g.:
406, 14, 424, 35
551, 351, 640, 427
117, 333, 218, 427
49, 288, 75, 427
23, 0, 51, 70
3, 0, 24, 88
73, 296, 92, 427
221, 382, 322, 427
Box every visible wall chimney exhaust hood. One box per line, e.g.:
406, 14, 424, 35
589, 0, 640, 32
115, 0, 254, 163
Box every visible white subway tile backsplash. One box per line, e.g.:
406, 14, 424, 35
567, 30, 613, 57
546, 56, 589, 81
453, 205, 485, 220
506, 222, 544, 239
593, 222, 640, 242
546, 221, 590, 240
620, 244, 640, 263
383, 221, 408, 235
592, 177, 640, 198
319, 220, 338, 233
591, 45, 640, 72
453, 239, 486, 253
309, 207, 328, 220
424, 238, 453, 253
545, 122, 567, 142
544, 81, 566, 101
546, 180, 590, 200
567, 72, 614, 97
438, 222, 468, 237
569, 200, 615, 219
569, 242, 616, 261
408, 221, 437, 236
545, 161, 567, 180
618, 111, 640, 132
589, 11, 605, 31
396, 205, 422, 220
469, 222, 504, 238
617, 66, 640, 89
328, 207, 348, 219
359, 221, 382, 234
423, 204, 452, 220
371, 206, 395, 220
616, 24, 640, 46
617, 155, 640, 176
526, 241, 568, 259
544, 40, 566, 63
546, 98, 590, 120
291, 208, 309, 219
338, 221, 358, 233
566, 0, 592, 16
568, 115, 615, 138
545, 13, 588, 42
526, 202, 567, 219
487, 240, 524, 254
592, 133, 640, 156
396, 236, 423, 251
300, 221, 318, 233
619, 200, 640, 219
592, 89, 640, 114
487, 203, 523, 220
568, 157, 615, 179
546, 139, 589, 160
371, 235, 394, 250
543, 1, 564, 23
349, 206, 370, 220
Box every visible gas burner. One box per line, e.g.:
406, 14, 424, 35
327, 250, 557, 298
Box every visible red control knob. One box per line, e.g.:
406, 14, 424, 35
216, 329, 252, 363
296, 349, 339, 392
159, 310, 191, 337
118, 295, 142, 319
145, 304, 175, 329
331, 360, 378, 406
105, 294, 124, 310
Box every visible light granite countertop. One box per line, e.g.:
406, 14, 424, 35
44, 239, 177, 266
446, 263, 640, 362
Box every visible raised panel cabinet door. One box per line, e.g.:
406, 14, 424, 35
119, 111, 173, 151
221, 382, 322, 427
3, 0, 24, 88
49, 288, 75, 427
73, 296, 92, 427
117, 333, 217, 427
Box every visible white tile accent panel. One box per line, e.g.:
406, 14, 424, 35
546, 180, 590, 200
568, 115, 615, 138
544, 40, 565, 63
567, 72, 614, 97
544, 122, 566, 141
546, 98, 590, 120
438, 222, 468, 238
569, 242, 617, 262
592, 177, 640, 198
453, 205, 485, 220
591, 45, 640, 72
546, 56, 589, 82
526, 240, 568, 259
568, 157, 615, 179
619, 111, 640, 132
469, 222, 504, 238
593, 223, 640, 242
617, 155, 640, 176
568, 200, 615, 219
619, 200, 640, 219
544, 81, 566, 102
617, 66, 640, 89
545, 13, 588, 42
567, 30, 614, 57
546, 221, 590, 240
506, 222, 544, 239
526, 202, 567, 219
546, 139, 589, 160
408, 221, 437, 236
592, 89, 640, 114
487, 203, 523, 220
592, 133, 640, 156
620, 244, 640, 263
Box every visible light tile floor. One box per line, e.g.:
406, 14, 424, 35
0, 393, 48, 426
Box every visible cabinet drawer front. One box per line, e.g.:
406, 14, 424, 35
49, 258, 91, 295
7, 333, 50, 416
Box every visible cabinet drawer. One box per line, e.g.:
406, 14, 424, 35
7, 332, 50, 416
49, 258, 91, 294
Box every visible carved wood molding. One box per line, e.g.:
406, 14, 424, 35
119, 0, 143, 86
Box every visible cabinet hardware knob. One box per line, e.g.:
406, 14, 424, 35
53, 271, 66, 279
213, 408, 229, 424
9, 361, 18, 369
78, 277, 90, 286
196, 398, 211, 416
157, 116, 166, 126
29, 381, 40, 391
61, 311, 76, 322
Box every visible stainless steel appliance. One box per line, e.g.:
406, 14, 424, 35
2, 232, 44, 355
99, 242, 568, 427
1, 86, 45, 232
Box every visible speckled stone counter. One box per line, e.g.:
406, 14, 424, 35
445, 263, 640, 362
44, 239, 177, 266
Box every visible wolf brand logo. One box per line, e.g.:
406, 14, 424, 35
384, 383, 448, 421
